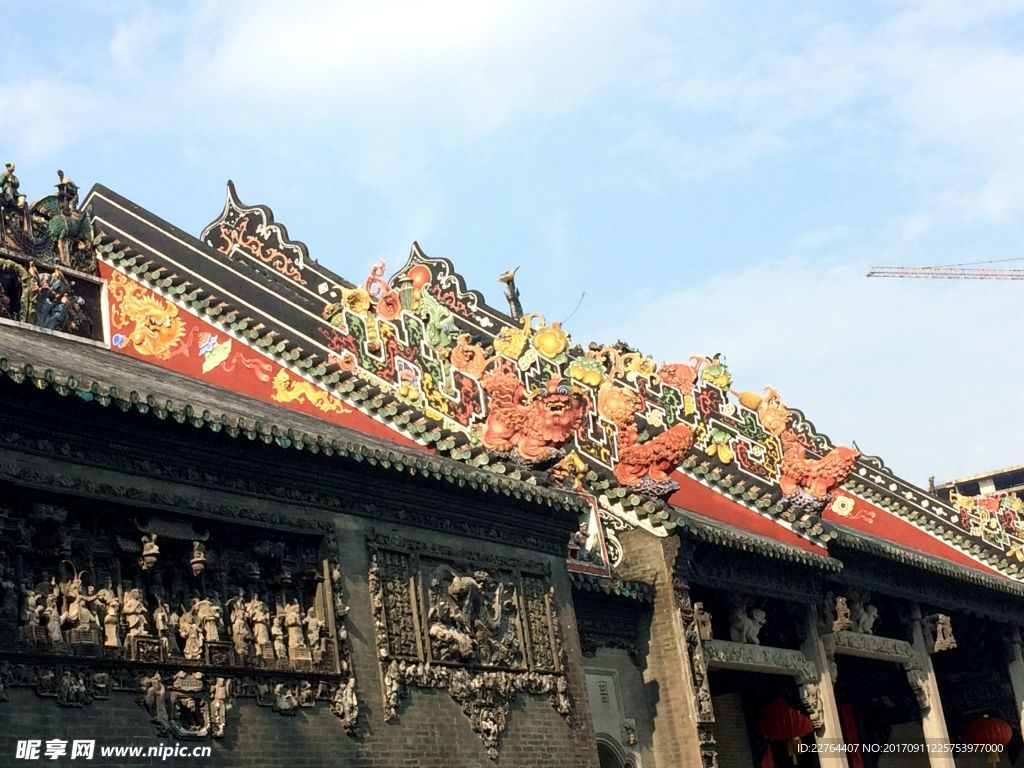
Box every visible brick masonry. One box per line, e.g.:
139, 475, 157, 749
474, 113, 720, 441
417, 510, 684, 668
616, 529, 702, 767
0, 385, 601, 768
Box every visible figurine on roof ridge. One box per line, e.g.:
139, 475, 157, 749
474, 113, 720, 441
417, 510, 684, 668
778, 429, 859, 504
0, 166, 96, 274
498, 267, 523, 320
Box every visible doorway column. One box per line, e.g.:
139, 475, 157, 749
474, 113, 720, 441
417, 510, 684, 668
908, 604, 954, 768
1005, 627, 1024, 738
802, 609, 849, 768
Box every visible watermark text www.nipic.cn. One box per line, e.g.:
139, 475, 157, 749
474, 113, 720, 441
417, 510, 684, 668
15, 740, 212, 761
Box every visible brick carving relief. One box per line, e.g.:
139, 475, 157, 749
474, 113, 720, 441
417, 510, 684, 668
367, 534, 570, 759
673, 577, 717, 768
0, 497, 357, 739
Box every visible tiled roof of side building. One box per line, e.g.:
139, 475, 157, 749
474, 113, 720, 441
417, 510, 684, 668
0, 320, 587, 514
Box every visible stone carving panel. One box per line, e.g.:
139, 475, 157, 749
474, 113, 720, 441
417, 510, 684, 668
0, 496, 358, 738
368, 534, 570, 759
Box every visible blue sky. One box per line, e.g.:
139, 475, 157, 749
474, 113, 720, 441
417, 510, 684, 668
4, 1, 1023, 486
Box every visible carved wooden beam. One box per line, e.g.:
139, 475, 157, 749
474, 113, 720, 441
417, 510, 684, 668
822, 630, 914, 664
702, 639, 816, 683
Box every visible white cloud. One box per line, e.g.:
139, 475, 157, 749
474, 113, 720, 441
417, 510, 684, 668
639, 1, 1024, 221
177, 0, 656, 132
0, 81, 105, 162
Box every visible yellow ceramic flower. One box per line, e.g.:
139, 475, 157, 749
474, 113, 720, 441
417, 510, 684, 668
620, 353, 656, 378
532, 321, 569, 359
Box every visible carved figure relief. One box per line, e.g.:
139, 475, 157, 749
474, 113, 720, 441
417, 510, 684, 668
368, 536, 569, 759
798, 681, 825, 731
904, 663, 931, 714
849, 594, 878, 635
427, 566, 518, 666
924, 614, 957, 653
0, 498, 358, 740
673, 577, 717, 768
695, 602, 714, 642
832, 596, 852, 633
1, 166, 97, 274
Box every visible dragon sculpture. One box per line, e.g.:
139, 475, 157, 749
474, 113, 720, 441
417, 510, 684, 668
598, 379, 694, 492
479, 365, 587, 463
109, 272, 186, 359
427, 565, 513, 665
778, 429, 859, 501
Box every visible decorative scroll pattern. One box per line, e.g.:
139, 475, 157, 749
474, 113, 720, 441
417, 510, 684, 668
368, 535, 570, 759
201, 182, 308, 287
702, 640, 815, 681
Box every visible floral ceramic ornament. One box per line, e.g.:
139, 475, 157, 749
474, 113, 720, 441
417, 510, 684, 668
493, 313, 539, 359
566, 356, 605, 387
616, 352, 657, 380
341, 287, 371, 315
396, 368, 422, 403
376, 290, 402, 320
531, 320, 570, 361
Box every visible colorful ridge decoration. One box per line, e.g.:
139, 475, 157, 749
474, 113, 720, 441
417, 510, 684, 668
72, 180, 1023, 580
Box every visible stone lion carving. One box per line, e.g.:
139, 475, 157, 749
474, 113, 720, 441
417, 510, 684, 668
856, 604, 878, 635
729, 606, 767, 645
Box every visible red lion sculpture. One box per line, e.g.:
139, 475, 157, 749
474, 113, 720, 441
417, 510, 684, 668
778, 429, 859, 501
479, 367, 588, 463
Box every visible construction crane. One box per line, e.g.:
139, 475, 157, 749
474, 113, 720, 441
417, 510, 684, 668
867, 257, 1024, 280
867, 266, 1024, 279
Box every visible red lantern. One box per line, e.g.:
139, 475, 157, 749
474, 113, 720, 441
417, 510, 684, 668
760, 696, 814, 764
964, 715, 1013, 766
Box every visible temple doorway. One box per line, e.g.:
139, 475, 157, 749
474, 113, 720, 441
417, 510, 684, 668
710, 669, 822, 768
833, 655, 927, 768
